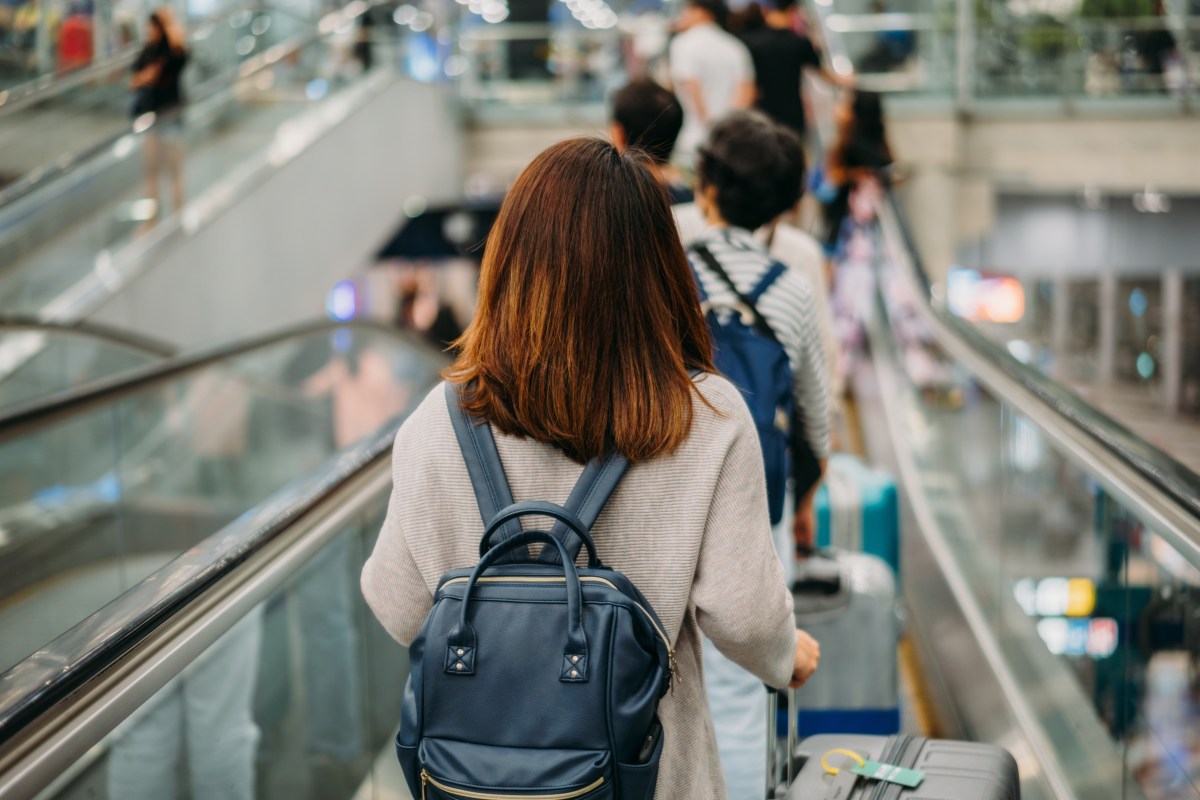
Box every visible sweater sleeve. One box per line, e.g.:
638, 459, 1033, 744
782, 271, 832, 460
360, 425, 434, 647
691, 400, 797, 689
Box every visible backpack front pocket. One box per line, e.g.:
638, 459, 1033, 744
420, 771, 610, 800
418, 739, 611, 800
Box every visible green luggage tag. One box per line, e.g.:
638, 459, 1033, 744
850, 759, 926, 788
821, 749, 926, 790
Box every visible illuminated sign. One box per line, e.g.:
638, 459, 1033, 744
1017, 578, 1116, 659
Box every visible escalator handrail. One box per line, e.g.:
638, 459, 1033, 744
0, 317, 445, 751
0, 0, 375, 212
805, 1, 1200, 531
0, 414, 400, 749
0, 315, 176, 357
0, 318, 412, 445
884, 195, 1200, 526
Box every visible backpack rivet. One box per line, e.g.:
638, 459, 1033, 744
571, 655, 579, 664
569, 669, 578, 678
457, 648, 465, 656
455, 663, 464, 671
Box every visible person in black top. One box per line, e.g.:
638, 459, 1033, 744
132, 7, 188, 222
1136, 0, 1177, 90
740, 0, 849, 140
609, 78, 692, 204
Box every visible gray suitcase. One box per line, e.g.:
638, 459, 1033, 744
786, 733, 1019, 799
790, 550, 900, 736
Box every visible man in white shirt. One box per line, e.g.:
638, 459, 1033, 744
668, 0, 755, 165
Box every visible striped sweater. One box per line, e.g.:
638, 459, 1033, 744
688, 226, 832, 460
361, 376, 797, 800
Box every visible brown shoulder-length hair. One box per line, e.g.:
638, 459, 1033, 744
446, 137, 714, 464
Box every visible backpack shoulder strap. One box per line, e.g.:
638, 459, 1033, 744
747, 260, 788, 303
444, 382, 522, 542
448, 382, 630, 563
689, 243, 785, 348
543, 452, 629, 564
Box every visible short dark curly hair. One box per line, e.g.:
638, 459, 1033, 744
696, 111, 806, 231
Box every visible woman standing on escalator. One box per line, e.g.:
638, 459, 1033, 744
131, 6, 189, 224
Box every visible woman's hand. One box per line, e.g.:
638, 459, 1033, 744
789, 628, 820, 688
793, 496, 816, 556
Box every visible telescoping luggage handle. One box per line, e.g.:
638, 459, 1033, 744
445, 382, 629, 565
446, 528, 595, 682
766, 687, 800, 798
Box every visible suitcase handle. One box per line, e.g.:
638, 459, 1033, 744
792, 550, 843, 596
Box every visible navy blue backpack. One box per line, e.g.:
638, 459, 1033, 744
690, 244, 821, 525
396, 383, 674, 800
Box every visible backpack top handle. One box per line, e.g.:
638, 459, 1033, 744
479, 500, 600, 567
445, 529, 592, 683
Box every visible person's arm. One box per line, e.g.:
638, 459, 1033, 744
360, 425, 435, 645
784, 273, 832, 550
678, 77, 709, 124
733, 41, 756, 109
691, 393, 817, 689
801, 37, 854, 88
814, 65, 854, 88
733, 78, 756, 109
130, 49, 158, 87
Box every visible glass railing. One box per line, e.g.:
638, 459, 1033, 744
0, 0, 327, 94
0, 4, 327, 201
810, 3, 1200, 789
948, 246, 1200, 478
0, 3, 397, 319
858, 196, 1200, 799
0, 317, 172, 412
0, 320, 443, 678
1, 459, 403, 800
451, 21, 624, 118
810, 1, 1199, 107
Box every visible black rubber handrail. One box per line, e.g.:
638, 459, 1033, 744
0, 391, 404, 746
0, 315, 176, 357
0, 317, 410, 444
0, 318, 445, 745
886, 194, 1200, 522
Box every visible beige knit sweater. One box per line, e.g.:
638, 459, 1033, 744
361, 374, 797, 800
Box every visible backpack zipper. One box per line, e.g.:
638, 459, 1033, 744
421, 770, 604, 800
440, 576, 677, 687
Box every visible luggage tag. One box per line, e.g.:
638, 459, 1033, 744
821, 749, 926, 789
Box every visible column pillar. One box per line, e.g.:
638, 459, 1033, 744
1097, 274, 1118, 385
1161, 268, 1183, 415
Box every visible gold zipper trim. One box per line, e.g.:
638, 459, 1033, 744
443, 576, 619, 589
439, 575, 676, 687
421, 770, 604, 800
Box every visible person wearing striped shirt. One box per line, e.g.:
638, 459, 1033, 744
688, 111, 830, 800
690, 111, 831, 540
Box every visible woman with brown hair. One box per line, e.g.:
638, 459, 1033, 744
361, 137, 818, 799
